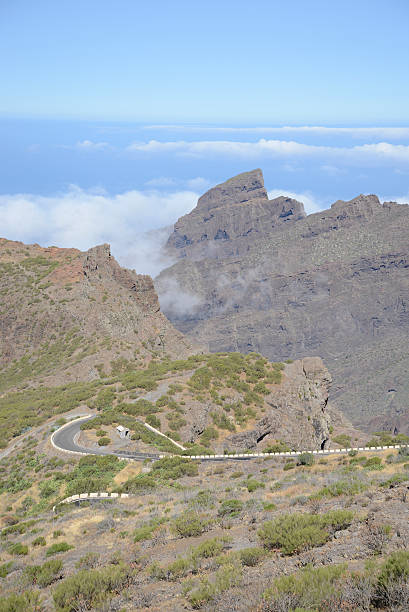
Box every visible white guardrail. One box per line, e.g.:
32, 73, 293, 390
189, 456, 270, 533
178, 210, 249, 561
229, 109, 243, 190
52, 492, 133, 512
50, 416, 407, 462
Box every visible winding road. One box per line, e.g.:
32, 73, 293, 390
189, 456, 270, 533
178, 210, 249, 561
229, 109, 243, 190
51, 415, 406, 463
51, 416, 160, 460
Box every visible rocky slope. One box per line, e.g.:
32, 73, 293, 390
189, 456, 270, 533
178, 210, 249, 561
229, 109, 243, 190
0, 238, 194, 390
1, 237, 356, 451
155, 170, 409, 433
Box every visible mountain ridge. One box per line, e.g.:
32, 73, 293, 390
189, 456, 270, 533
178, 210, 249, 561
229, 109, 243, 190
156, 170, 409, 433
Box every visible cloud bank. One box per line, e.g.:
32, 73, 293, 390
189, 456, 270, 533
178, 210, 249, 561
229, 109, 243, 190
127, 138, 409, 163
0, 187, 199, 277
143, 125, 409, 140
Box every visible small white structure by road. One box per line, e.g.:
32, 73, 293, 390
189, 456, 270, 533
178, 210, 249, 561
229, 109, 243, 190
116, 425, 130, 439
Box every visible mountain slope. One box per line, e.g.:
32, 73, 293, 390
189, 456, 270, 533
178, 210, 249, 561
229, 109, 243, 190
155, 170, 409, 432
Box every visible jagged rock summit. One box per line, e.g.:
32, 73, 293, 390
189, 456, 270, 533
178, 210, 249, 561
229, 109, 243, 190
166, 168, 306, 259
156, 170, 409, 434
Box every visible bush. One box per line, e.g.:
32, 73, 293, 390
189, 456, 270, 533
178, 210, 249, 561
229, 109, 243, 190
239, 547, 265, 566
146, 414, 161, 429
363, 456, 383, 470
8, 542, 28, 555
378, 550, 409, 589
53, 563, 132, 611
0, 561, 13, 578
246, 479, 265, 492
297, 452, 315, 466
119, 474, 156, 493
133, 519, 165, 543
64, 455, 125, 496
258, 510, 354, 555
218, 499, 244, 517
333, 434, 352, 447
172, 511, 210, 538
191, 537, 228, 560
97, 436, 110, 446
264, 563, 347, 609
24, 559, 63, 587
32, 536, 46, 547
0, 591, 43, 612
151, 456, 198, 481
313, 476, 367, 498
46, 541, 73, 556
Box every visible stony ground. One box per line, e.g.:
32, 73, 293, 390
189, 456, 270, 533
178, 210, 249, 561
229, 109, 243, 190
1, 418, 408, 611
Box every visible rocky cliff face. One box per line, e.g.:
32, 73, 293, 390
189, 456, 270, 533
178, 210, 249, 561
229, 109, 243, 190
0, 239, 195, 389
166, 169, 306, 260
222, 357, 332, 452
156, 170, 409, 433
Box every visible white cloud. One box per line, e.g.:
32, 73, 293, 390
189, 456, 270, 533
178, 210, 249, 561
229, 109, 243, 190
0, 187, 199, 277
185, 177, 210, 190
144, 176, 210, 191
127, 138, 409, 162
145, 176, 177, 187
353, 142, 409, 162
75, 140, 110, 150
127, 139, 326, 157
143, 125, 409, 139
268, 189, 326, 215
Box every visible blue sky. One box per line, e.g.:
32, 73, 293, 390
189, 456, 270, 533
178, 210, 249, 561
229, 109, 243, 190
0, 1, 408, 275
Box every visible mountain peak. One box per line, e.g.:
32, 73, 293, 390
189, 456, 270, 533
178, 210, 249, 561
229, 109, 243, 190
196, 168, 268, 212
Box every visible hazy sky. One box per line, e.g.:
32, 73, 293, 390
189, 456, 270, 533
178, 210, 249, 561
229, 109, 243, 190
1, 1, 408, 276
2, 0, 409, 123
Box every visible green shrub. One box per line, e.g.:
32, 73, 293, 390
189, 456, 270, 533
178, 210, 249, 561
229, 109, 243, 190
97, 436, 110, 446
191, 537, 228, 560
32, 536, 46, 547
264, 441, 291, 453
164, 557, 191, 580
218, 499, 244, 517
24, 559, 63, 587
263, 502, 277, 511
46, 541, 73, 556
75, 552, 100, 569
363, 456, 383, 470
53, 563, 132, 611
39, 478, 60, 498
151, 456, 198, 481
119, 473, 156, 493
297, 452, 315, 466
146, 414, 161, 429
313, 476, 367, 498
0, 561, 13, 578
172, 511, 210, 538
133, 518, 166, 543
8, 542, 29, 555
333, 434, 351, 447
246, 479, 265, 492
64, 455, 125, 496
377, 550, 409, 589
258, 510, 354, 555
0, 591, 43, 612
264, 563, 347, 609
95, 429, 106, 437
239, 547, 265, 566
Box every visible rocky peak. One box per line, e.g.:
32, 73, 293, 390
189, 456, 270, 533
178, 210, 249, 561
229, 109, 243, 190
330, 194, 382, 220
196, 168, 268, 212
165, 169, 306, 259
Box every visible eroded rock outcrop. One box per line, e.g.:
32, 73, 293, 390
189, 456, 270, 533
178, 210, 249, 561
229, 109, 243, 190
222, 357, 332, 452
166, 169, 306, 260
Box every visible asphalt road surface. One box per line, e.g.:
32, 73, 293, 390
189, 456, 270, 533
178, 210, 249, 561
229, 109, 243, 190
52, 416, 160, 460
